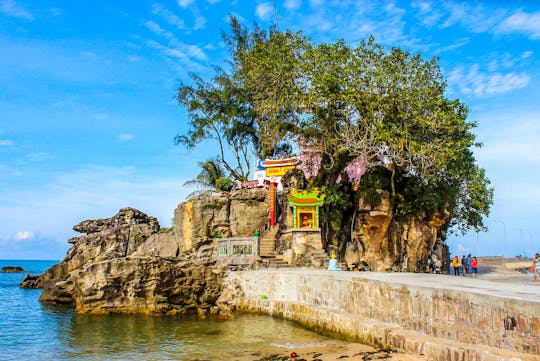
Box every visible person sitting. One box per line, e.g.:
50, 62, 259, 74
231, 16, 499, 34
327, 253, 339, 271
358, 258, 370, 271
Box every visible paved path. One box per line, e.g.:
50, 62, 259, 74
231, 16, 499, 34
261, 265, 540, 303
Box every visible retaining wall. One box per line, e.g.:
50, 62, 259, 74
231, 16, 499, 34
225, 269, 540, 361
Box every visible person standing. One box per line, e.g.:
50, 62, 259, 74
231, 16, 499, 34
461, 255, 467, 276
471, 256, 479, 278
452, 256, 461, 276
466, 254, 472, 274
532, 253, 540, 281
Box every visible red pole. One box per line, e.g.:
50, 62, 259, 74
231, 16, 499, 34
269, 182, 276, 226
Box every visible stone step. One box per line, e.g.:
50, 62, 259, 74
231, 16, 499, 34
267, 261, 291, 268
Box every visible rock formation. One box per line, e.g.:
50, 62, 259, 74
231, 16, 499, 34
351, 190, 449, 272
2, 266, 25, 272
21, 207, 228, 315
20, 187, 450, 315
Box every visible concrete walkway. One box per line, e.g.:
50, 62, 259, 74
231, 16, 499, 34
259, 265, 540, 303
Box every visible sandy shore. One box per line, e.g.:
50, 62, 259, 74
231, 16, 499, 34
231, 339, 425, 361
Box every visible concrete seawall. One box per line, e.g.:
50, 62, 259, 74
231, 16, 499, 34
225, 269, 540, 361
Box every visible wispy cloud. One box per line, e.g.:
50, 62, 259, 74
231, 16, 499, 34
436, 38, 470, 54
0, 139, 14, 147
26, 152, 50, 162
144, 20, 173, 39
118, 133, 134, 141
448, 64, 530, 97
0, 165, 190, 244
177, 0, 194, 8
0, 0, 34, 20
152, 3, 185, 30
496, 10, 540, 40
14, 231, 34, 240
194, 14, 206, 30
256, 2, 274, 22
284, 0, 301, 11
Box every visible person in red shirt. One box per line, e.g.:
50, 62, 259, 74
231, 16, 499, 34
471, 257, 479, 278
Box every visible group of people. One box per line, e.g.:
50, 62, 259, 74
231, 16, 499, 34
451, 254, 479, 278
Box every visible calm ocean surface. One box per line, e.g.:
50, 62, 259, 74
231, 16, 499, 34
0, 260, 336, 361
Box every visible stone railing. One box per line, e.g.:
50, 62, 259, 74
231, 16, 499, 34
216, 237, 259, 265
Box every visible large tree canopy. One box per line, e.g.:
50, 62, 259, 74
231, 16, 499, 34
176, 19, 493, 234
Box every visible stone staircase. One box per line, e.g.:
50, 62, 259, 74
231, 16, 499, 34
258, 226, 291, 268
259, 225, 279, 258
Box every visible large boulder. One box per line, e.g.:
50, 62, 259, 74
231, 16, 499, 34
40, 257, 227, 315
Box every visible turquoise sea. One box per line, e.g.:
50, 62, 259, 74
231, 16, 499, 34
0, 260, 336, 361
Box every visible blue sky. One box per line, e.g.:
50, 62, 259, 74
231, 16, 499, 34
0, 0, 539, 260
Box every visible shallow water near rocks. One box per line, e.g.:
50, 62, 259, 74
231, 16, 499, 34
0, 260, 352, 361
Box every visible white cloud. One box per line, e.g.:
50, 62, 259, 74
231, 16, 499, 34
256, 2, 274, 21
440, 2, 505, 33
436, 38, 470, 53
0, 139, 14, 147
26, 152, 50, 161
496, 10, 540, 39
177, 0, 194, 8
448, 65, 530, 97
144, 20, 173, 39
0, 165, 190, 245
14, 231, 34, 240
152, 3, 185, 30
0, 0, 33, 20
284, 0, 301, 11
118, 133, 134, 141
521, 51, 533, 60
194, 14, 206, 30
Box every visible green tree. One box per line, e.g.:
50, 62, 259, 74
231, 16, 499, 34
177, 19, 493, 234
184, 159, 233, 192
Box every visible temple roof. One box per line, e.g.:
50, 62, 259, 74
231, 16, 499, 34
261, 157, 301, 167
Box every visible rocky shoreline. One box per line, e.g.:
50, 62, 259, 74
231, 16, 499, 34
21, 207, 236, 317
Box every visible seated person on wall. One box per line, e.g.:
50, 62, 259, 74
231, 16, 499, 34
327, 253, 339, 271
358, 258, 370, 271
348, 258, 370, 271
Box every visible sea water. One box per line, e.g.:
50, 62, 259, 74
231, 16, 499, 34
0, 260, 336, 361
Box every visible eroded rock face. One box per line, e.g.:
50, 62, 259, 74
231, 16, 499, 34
20, 206, 232, 315
40, 257, 226, 315
172, 189, 269, 254
353, 190, 449, 272
21, 207, 160, 289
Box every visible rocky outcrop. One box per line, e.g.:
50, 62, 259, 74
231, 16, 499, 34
19, 195, 267, 315
171, 188, 269, 254
40, 257, 226, 315
2, 266, 25, 272
21, 207, 160, 289
352, 190, 449, 272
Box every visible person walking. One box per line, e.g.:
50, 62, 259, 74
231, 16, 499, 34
471, 256, 479, 278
